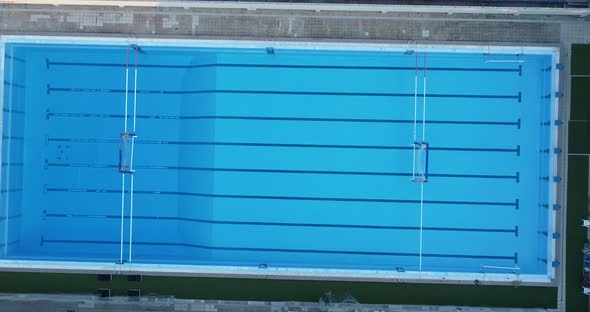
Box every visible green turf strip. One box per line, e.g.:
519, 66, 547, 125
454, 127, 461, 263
0, 272, 557, 308
572, 45, 590, 76
568, 121, 590, 154
571, 77, 590, 121
565, 155, 589, 312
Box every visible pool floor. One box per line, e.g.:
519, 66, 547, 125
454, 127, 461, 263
0, 42, 556, 277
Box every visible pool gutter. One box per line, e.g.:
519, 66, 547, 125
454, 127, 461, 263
549, 47, 561, 283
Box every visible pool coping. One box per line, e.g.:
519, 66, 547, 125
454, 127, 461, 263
1, 35, 562, 54
0, 35, 562, 286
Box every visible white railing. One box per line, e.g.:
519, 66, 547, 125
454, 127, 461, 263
480, 265, 521, 280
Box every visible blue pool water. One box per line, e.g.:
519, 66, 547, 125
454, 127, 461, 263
1, 42, 556, 276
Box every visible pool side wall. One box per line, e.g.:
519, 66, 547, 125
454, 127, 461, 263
0, 37, 5, 257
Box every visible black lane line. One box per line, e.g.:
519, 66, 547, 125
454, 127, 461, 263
46, 162, 520, 182
0, 188, 23, 194
45, 187, 518, 207
46, 112, 521, 128
44, 212, 518, 234
0, 241, 19, 248
2, 108, 25, 115
41, 238, 516, 261
46, 86, 520, 101
3, 81, 25, 89
0, 214, 22, 221
46, 138, 520, 154
45, 59, 521, 74
2, 136, 24, 141
1, 162, 24, 167
5, 54, 25, 63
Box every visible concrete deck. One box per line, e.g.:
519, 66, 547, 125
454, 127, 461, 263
0, 3, 587, 43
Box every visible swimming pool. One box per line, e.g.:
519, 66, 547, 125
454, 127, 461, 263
0, 36, 560, 284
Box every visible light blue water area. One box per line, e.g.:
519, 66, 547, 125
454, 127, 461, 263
0, 42, 555, 275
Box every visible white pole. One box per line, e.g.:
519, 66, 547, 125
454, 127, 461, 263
412, 52, 418, 180
128, 46, 138, 263
129, 174, 134, 262
132, 47, 138, 132
422, 52, 427, 142
419, 183, 424, 271
119, 46, 130, 264
119, 175, 125, 263
418, 51, 427, 271
124, 48, 129, 133
413, 52, 418, 142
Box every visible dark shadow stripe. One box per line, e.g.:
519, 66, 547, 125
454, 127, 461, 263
46, 162, 519, 181
46, 138, 519, 154
45, 187, 517, 207
41, 239, 516, 260
46, 86, 519, 101
45, 60, 521, 74
44, 212, 517, 234
46, 112, 520, 127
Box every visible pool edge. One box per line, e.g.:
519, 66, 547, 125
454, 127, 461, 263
0, 259, 554, 286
